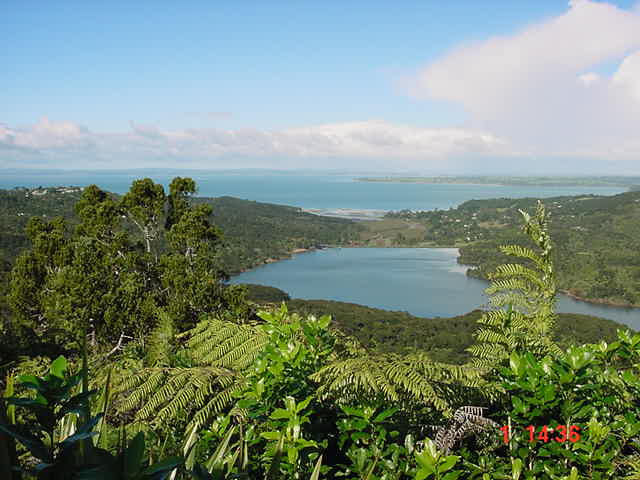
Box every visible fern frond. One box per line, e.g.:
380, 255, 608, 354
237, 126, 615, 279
187, 317, 268, 369
498, 245, 546, 270
114, 312, 279, 443
434, 405, 499, 454
312, 353, 481, 415
116, 366, 242, 429
145, 309, 174, 367
470, 201, 560, 372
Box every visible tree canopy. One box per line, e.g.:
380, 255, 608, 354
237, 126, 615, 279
7, 177, 246, 352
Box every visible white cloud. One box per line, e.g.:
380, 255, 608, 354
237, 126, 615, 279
613, 50, 640, 102
578, 72, 601, 86
410, 0, 640, 160
4, 1, 640, 173
0, 118, 513, 170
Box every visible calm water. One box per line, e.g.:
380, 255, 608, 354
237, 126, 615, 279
231, 248, 640, 330
0, 170, 626, 212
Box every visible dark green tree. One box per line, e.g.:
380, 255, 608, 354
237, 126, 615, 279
7, 177, 246, 351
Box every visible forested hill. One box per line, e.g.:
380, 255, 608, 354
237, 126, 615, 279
0, 187, 363, 275
199, 196, 363, 274
378, 190, 640, 306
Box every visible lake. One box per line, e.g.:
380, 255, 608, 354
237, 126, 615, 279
0, 170, 626, 214
230, 247, 640, 330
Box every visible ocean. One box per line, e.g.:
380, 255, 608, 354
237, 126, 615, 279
0, 170, 626, 214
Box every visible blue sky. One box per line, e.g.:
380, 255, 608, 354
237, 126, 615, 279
2, 1, 640, 173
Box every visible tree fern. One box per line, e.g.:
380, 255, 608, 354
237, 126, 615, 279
312, 352, 483, 416
186, 318, 268, 370
470, 201, 561, 371
115, 316, 267, 434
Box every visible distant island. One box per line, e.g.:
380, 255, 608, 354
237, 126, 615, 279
356, 175, 640, 187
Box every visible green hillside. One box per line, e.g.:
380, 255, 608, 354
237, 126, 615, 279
0, 187, 363, 275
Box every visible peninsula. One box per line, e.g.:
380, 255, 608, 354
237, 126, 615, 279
356, 175, 640, 188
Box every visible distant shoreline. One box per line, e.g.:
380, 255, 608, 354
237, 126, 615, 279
559, 289, 640, 309
355, 176, 639, 188
233, 244, 461, 275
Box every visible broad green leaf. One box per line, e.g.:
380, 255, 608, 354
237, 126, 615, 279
141, 456, 183, 478
124, 432, 146, 476
50, 356, 68, 379
373, 407, 398, 423
439, 455, 458, 472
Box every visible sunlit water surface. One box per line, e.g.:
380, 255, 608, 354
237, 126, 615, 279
231, 248, 640, 330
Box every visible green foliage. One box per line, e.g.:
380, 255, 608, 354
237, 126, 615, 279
336, 405, 417, 479
116, 316, 267, 438
496, 331, 640, 478
0, 184, 363, 362
257, 396, 322, 478
312, 352, 477, 416
281, 299, 625, 365
0, 356, 96, 477
414, 438, 461, 480
241, 283, 291, 304
8, 187, 640, 479
469, 202, 561, 371
120, 178, 165, 255
144, 310, 174, 367
6, 178, 243, 352
245, 305, 335, 410
0, 356, 167, 478
373, 190, 640, 306
0, 355, 185, 480
203, 196, 363, 275
166, 177, 197, 231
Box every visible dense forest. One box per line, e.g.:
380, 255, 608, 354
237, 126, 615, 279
2, 178, 640, 478
0, 187, 363, 275
5, 185, 640, 307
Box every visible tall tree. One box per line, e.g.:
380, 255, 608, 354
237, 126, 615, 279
120, 178, 165, 255
8, 177, 246, 351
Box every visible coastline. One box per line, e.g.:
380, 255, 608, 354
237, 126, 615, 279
355, 179, 503, 187
233, 245, 327, 275
354, 177, 630, 188
559, 289, 640, 309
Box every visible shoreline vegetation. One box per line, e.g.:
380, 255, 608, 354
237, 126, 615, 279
559, 289, 640, 309
357, 191, 640, 309
355, 175, 640, 187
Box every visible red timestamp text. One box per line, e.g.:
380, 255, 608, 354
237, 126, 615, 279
500, 425, 581, 444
